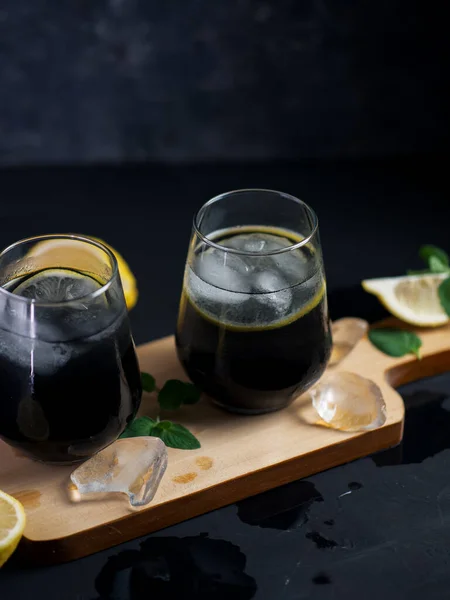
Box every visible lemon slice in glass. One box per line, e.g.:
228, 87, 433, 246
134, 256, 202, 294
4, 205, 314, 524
13, 268, 102, 302
0, 490, 26, 567
362, 273, 449, 327
26, 237, 138, 310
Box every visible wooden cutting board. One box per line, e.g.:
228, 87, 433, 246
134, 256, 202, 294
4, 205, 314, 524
1, 317, 448, 565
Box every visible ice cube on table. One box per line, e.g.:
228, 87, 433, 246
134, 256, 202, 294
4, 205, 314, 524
310, 371, 386, 432
70, 437, 168, 507
329, 318, 369, 367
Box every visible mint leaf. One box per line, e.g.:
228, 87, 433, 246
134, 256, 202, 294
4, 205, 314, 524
158, 380, 201, 410
141, 372, 156, 393
407, 245, 450, 276
429, 255, 450, 274
178, 383, 201, 405
368, 328, 422, 359
152, 420, 172, 431
120, 416, 155, 438
419, 245, 449, 268
149, 420, 201, 449
438, 277, 450, 316
120, 417, 201, 449
158, 381, 183, 410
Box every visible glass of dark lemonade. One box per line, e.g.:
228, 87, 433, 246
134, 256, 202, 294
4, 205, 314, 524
0, 235, 142, 464
176, 189, 332, 414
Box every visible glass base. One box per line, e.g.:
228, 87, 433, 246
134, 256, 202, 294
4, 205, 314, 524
5, 442, 94, 465
35, 457, 88, 466
211, 398, 292, 415
17, 452, 88, 466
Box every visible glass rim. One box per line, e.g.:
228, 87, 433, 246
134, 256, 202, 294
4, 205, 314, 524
0, 233, 119, 307
193, 188, 319, 256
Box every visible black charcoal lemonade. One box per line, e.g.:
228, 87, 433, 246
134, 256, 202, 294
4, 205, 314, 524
176, 227, 332, 413
0, 267, 141, 463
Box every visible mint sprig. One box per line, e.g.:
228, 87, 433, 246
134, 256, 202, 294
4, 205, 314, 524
158, 379, 201, 410
419, 245, 449, 270
121, 372, 201, 449
120, 415, 155, 438
141, 372, 201, 410
409, 244, 450, 276
120, 416, 200, 450
141, 372, 156, 393
150, 420, 201, 450
368, 328, 422, 359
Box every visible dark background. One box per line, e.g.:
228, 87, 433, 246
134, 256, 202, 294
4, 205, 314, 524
1, 161, 450, 600
2, 2, 450, 598
0, 0, 449, 165
0, 158, 448, 345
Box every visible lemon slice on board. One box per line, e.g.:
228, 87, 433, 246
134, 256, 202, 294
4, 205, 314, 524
0, 490, 26, 567
362, 273, 449, 327
26, 237, 138, 310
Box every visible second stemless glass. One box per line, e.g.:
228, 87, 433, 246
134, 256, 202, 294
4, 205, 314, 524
0, 234, 142, 464
176, 189, 332, 414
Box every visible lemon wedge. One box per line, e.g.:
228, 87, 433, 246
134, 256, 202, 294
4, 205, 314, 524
362, 273, 449, 327
26, 237, 138, 310
0, 490, 26, 567
95, 238, 138, 310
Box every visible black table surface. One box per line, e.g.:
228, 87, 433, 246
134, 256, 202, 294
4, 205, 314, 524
1, 157, 450, 599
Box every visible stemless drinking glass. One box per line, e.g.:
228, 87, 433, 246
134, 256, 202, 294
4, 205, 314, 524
0, 234, 142, 463
176, 189, 332, 414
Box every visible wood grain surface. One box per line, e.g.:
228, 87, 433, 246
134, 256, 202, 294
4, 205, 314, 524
1, 317, 447, 564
